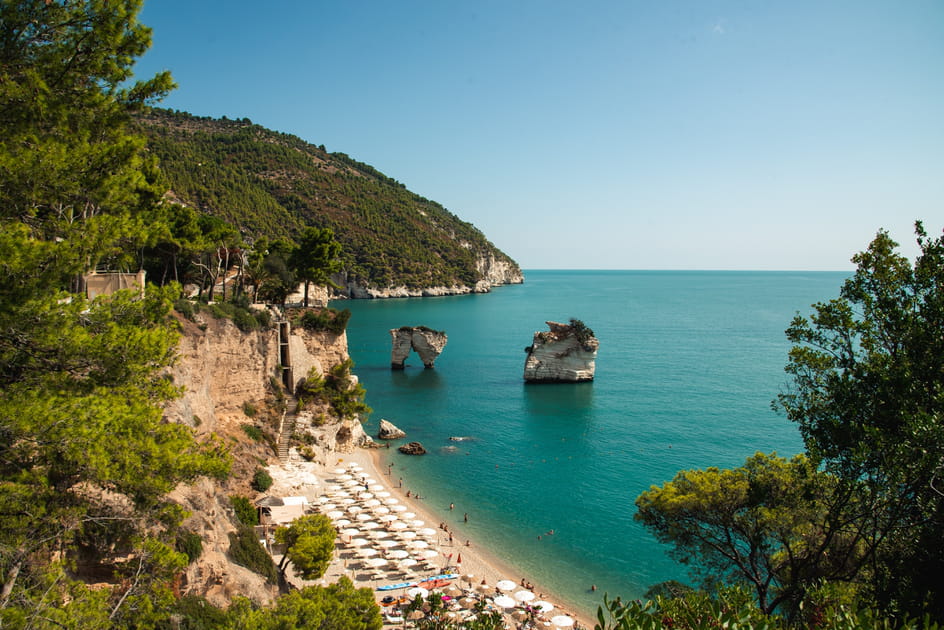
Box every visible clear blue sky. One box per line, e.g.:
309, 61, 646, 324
135, 1, 943, 270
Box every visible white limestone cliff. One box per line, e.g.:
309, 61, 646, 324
331, 254, 523, 299
523, 321, 599, 383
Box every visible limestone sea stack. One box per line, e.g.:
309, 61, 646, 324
523, 319, 599, 383
377, 419, 406, 440
390, 326, 447, 369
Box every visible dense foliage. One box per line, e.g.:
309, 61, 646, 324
135, 108, 521, 291
632, 223, 944, 626
274, 514, 336, 582
777, 222, 944, 617
295, 359, 372, 422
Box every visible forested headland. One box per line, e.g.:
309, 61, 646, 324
135, 108, 521, 294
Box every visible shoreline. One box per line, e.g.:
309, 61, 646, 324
364, 447, 596, 628
274, 446, 596, 628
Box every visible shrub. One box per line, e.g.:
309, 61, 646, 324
241, 423, 263, 442
254, 308, 272, 328
230, 495, 259, 526
228, 525, 277, 583
251, 468, 273, 492
174, 298, 197, 321
176, 530, 204, 564
296, 307, 351, 334
242, 401, 258, 418
232, 308, 260, 332
170, 595, 230, 629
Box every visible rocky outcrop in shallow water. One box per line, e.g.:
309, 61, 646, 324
398, 441, 427, 455
378, 419, 406, 440
523, 320, 599, 383
390, 326, 447, 369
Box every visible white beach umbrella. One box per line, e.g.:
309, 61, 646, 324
384, 497, 400, 505
496, 580, 517, 592
369, 483, 384, 491
375, 491, 391, 498
316, 495, 330, 504
365, 499, 382, 508
551, 615, 574, 628
360, 521, 381, 530
349, 538, 370, 547
340, 498, 356, 506
347, 505, 363, 514
399, 531, 417, 540
320, 503, 337, 511
358, 547, 380, 557
387, 549, 409, 559
398, 558, 418, 569
367, 557, 387, 568
331, 490, 350, 498
407, 587, 428, 599
358, 492, 374, 500
369, 528, 391, 538
332, 467, 347, 474
493, 595, 516, 609
355, 513, 372, 521
407, 540, 429, 549
421, 549, 438, 559
338, 474, 353, 481
377, 539, 399, 549
410, 519, 425, 527
534, 601, 554, 613
335, 518, 351, 527
360, 475, 374, 483
400, 511, 415, 518
374, 505, 390, 514
326, 510, 344, 519
514, 590, 536, 603
340, 528, 360, 537
418, 528, 438, 537
390, 521, 408, 530
378, 514, 397, 522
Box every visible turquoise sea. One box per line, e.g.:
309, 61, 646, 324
330, 270, 848, 617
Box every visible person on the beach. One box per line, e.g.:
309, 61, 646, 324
449, 502, 454, 510
463, 512, 468, 522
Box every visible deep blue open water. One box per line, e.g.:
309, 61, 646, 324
331, 270, 847, 616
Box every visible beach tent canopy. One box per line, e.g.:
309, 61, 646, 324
255, 496, 284, 507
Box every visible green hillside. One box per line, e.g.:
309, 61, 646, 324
136, 108, 521, 292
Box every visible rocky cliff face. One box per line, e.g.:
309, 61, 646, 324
390, 326, 448, 368
163, 310, 358, 607
165, 312, 348, 434
523, 321, 599, 383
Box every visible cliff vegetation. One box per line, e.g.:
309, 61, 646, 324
135, 108, 522, 294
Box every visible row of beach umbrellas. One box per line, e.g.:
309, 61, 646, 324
325, 463, 575, 628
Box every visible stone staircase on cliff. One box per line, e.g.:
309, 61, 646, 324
277, 397, 297, 463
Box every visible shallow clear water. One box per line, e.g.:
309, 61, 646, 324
331, 270, 846, 615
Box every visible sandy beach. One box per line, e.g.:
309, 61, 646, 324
268, 446, 596, 628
